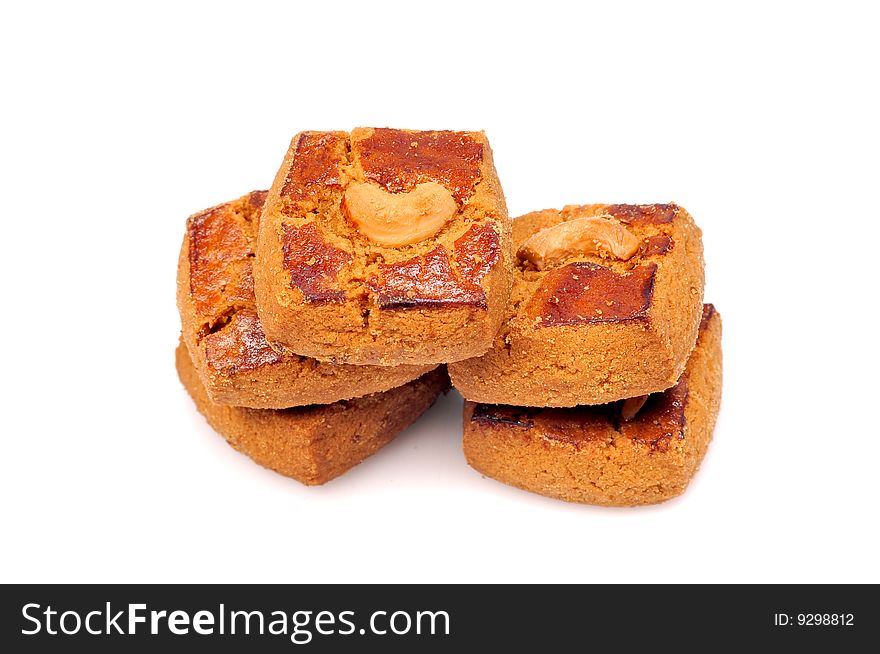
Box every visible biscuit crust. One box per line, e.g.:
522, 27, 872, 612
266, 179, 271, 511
462, 305, 722, 506
177, 192, 434, 409
449, 203, 705, 406
176, 340, 450, 485
254, 128, 512, 366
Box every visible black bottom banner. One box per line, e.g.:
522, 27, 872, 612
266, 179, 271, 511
1, 584, 875, 651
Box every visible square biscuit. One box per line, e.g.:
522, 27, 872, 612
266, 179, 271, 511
254, 128, 511, 366
176, 340, 450, 485
462, 304, 722, 506
177, 191, 435, 409
449, 203, 705, 406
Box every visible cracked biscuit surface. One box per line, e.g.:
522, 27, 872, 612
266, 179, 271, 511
462, 304, 722, 506
176, 339, 450, 485
176, 191, 435, 409
449, 203, 705, 406
253, 128, 512, 366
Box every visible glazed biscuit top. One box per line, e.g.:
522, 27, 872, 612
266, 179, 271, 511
510, 204, 695, 328
470, 304, 719, 451
264, 128, 504, 310
184, 191, 289, 373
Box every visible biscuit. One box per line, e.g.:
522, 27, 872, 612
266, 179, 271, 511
254, 128, 511, 366
449, 203, 704, 406
462, 304, 721, 506
177, 191, 435, 409
176, 340, 450, 485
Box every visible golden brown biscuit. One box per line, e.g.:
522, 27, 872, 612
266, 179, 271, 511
462, 304, 722, 506
449, 204, 705, 406
254, 128, 512, 366
177, 191, 435, 409
176, 340, 450, 485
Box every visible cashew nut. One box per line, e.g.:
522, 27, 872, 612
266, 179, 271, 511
518, 215, 641, 270
621, 395, 649, 422
342, 181, 456, 247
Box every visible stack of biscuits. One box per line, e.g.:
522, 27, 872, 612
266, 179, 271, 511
176, 127, 722, 505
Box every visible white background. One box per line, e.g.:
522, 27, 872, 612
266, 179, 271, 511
2, 1, 878, 584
